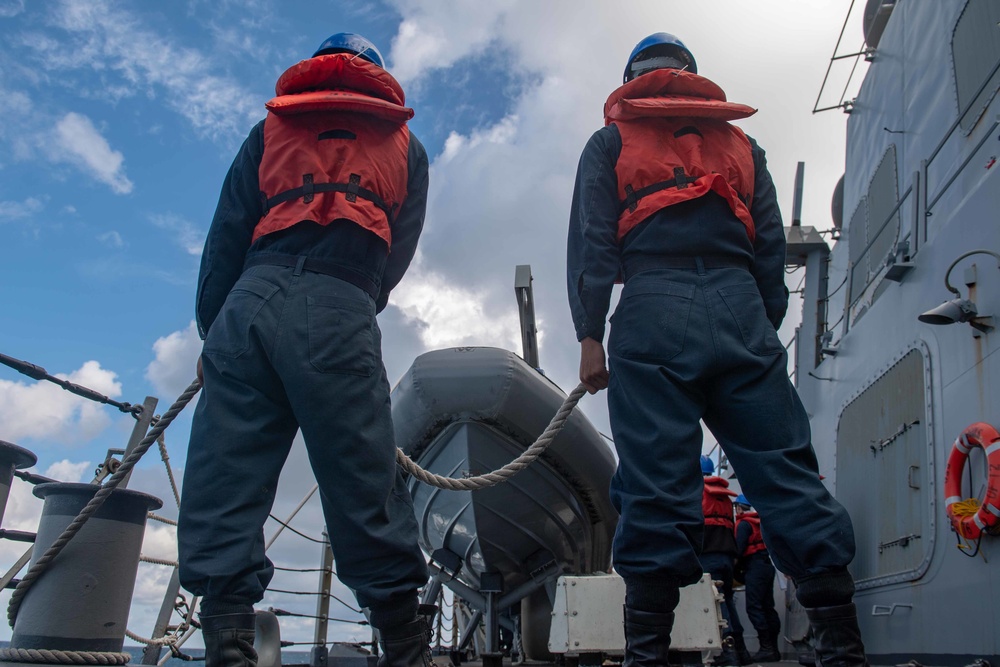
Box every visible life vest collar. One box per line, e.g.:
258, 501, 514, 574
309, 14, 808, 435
266, 54, 414, 123
704, 475, 738, 497
604, 69, 757, 124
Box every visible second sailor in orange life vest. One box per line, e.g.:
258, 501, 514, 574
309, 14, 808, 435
565, 30, 868, 667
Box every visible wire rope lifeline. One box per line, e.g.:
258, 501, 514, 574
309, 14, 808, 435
395, 383, 587, 491
5, 378, 203, 630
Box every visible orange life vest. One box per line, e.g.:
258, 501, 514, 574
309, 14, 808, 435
604, 68, 758, 243
253, 54, 412, 246
702, 475, 737, 530
737, 512, 767, 556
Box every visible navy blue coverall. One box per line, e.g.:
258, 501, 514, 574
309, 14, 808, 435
566, 123, 857, 603
178, 118, 429, 627
736, 518, 782, 642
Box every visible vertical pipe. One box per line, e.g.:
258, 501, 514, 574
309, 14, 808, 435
791, 162, 806, 226
118, 397, 158, 489
310, 532, 334, 667
140, 568, 182, 664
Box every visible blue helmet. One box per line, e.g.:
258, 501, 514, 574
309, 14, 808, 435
700, 455, 714, 476
734, 494, 751, 508
624, 32, 697, 83
312, 33, 384, 68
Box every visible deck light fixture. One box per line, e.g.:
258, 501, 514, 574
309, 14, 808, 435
918, 249, 1000, 333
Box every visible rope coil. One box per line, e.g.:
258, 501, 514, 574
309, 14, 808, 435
0, 648, 132, 665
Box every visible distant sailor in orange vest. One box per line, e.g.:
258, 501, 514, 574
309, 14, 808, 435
177, 33, 432, 667
565, 32, 870, 667
700, 457, 749, 667
734, 494, 782, 662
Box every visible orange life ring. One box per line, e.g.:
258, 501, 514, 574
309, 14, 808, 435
944, 422, 1000, 540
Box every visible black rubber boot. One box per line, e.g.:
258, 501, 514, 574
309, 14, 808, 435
805, 603, 870, 667
733, 634, 753, 665
201, 613, 257, 667
711, 642, 740, 667
750, 633, 781, 662
377, 606, 435, 667
623, 606, 674, 667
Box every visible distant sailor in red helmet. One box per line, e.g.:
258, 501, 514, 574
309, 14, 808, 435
565, 32, 870, 667
178, 33, 432, 667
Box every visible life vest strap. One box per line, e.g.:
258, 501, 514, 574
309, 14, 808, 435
262, 173, 394, 217
621, 168, 690, 215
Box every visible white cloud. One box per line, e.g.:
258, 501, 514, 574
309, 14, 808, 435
149, 213, 206, 256
387, 3, 516, 85
45, 459, 93, 483
146, 322, 203, 398
391, 262, 526, 351
53, 112, 133, 194
0, 197, 43, 222
97, 230, 125, 248
0, 0, 24, 18
45, 0, 260, 142
0, 360, 122, 445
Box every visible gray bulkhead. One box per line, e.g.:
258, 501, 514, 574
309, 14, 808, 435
793, 1, 1000, 661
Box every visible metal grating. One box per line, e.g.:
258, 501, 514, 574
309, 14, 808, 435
953, 0, 1000, 134
836, 350, 929, 584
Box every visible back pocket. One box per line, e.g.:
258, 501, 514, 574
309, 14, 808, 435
610, 280, 695, 363
718, 286, 783, 356
307, 295, 376, 375
202, 277, 279, 359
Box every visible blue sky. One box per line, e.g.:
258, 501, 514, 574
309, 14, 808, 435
0, 0, 867, 648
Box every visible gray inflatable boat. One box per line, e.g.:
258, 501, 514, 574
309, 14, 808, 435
391, 346, 619, 658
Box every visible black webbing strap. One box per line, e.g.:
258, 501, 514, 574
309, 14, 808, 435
261, 173, 391, 217
620, 168, 691, 215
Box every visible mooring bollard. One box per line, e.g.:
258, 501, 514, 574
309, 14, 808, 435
0, 441, 37, 528
9, 482, 163, 656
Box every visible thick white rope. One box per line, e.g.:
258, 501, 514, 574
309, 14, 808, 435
395, 383, 587, 491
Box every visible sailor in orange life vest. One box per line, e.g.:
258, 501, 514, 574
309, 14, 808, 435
734, 494, 783, 662
565, 33, 870, 667
177, 34, 432, 667
699, 456, 749, 667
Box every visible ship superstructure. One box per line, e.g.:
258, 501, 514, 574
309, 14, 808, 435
786, 1, 1000, 663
